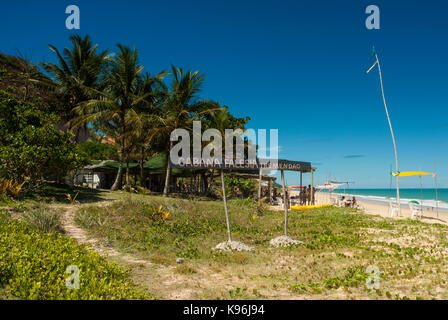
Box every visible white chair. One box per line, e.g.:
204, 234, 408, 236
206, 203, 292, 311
389, 201, 400, 217
408, 201, 423, 219
277, 197, 284, 208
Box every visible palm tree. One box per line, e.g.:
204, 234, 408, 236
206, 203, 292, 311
74, 45, 165, 190
124, 73, 168, 185
41, 35, 109, 142
154, 65, 221, 196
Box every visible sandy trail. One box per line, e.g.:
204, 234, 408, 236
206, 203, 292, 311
57, 203, 206, 299
57, 204, 150, 265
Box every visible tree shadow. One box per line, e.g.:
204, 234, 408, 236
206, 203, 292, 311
21, 182, 109, 204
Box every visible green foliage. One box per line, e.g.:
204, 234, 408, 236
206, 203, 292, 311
66, 191, 79, 205
78, 138, 118, 161
22, 207, 64, 234
0, 179, 26, 198
0, 213, 147, 299
223, 176, 256, 198
0, 91, 87, 185
322, 266, 369, 289
75, 207, 108, 229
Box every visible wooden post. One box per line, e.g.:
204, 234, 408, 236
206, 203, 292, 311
435, 159, 439, 219
258, 168, 263, 205
300, 171, 302, 188
221, 170, 232, 242
311, 168, 315, 205
268, 179, 272, 204
281, 170, 288, 236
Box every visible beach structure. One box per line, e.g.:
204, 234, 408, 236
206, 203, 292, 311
171, 157, 315, 247
391, 171, 439, 218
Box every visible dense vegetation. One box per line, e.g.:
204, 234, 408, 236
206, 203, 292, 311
0, 35, 252, 197
0, 211, 147, 299
0, 91, 86, 187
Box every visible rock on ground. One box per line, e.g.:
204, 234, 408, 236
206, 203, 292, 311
213, 241, 253, 252
269, 235, 303, 248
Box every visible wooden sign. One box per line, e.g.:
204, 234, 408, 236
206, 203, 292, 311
170, 157, 312, 172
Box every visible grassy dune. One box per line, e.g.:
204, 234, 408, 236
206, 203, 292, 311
72, 192, 448, 300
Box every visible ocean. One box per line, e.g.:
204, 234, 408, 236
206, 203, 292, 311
320, 188, 448, 211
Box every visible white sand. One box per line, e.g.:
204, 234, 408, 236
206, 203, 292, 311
314, 192, 448, 225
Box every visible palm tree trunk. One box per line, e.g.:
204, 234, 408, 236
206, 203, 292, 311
163, 141, 173, 196
140, 147, 145, 186
125, 157, 130, 186
201, 171, 208, 195
111, 147, 124, 190
111, 120, 126, 190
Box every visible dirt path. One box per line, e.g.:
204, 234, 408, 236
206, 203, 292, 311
56, 203, 206, 299
58, 204, 150, 266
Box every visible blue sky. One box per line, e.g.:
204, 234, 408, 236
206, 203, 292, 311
1, 0, 447, 188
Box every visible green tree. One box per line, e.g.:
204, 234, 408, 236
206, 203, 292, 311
74, 45, 165, 190
0, 90, 86, 186
41, 35, 109, 142
154, 66, 220, 196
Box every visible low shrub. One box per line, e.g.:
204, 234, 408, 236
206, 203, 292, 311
0, 179, 26, 198
75, 207, 108, 228
22, 207, 64, 233
0, 213, 147, 299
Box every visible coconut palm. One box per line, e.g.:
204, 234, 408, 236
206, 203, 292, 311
124, 73, 168, 185
41, 35, 109, 142
153, 65, 221, 196
73, 45, 165, 190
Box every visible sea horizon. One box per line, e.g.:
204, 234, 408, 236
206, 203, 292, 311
320, 188, 448, 211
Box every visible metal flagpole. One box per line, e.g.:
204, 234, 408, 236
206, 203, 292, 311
367, 49, 401, 215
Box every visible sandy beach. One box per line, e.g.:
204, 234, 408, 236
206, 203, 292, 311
313, 191, 448, 225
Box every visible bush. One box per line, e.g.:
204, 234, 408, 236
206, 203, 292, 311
0, 179, 26, 198
0, 213, 147, 299
22, 208, 64, 234
0, 90, 88, 186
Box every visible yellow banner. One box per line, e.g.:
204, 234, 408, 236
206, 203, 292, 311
392, 171, 433, 177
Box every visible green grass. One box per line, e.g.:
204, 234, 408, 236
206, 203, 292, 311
72, 192, 448, 299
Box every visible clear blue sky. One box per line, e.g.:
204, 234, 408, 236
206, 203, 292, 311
1, 0, 447, 188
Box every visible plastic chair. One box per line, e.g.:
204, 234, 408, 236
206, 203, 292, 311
408, 200, 423, 219
277, 197, 284, 208
389, 201, 400, 217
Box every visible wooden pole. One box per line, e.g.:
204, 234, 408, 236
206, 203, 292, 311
281, 170, 288, 236
375, 53, 401, 216
419, 175, 423, 212
220, 170, 232, 242
311, 169, 315, 205
258, 167, 262, 205
435, 159, 439, 219
300, 172, 302, 188
268, 179, 272, 204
